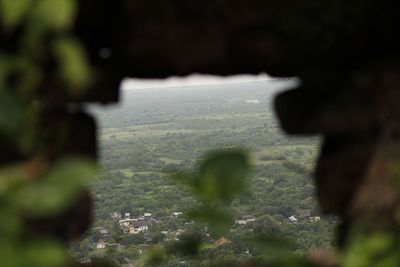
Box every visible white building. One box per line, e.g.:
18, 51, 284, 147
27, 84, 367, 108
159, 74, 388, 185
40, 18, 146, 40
99, 229, 109, 236
242, 215, 256, 222
119, 218, 137, 227
288, 216, 298, 223
96, 241, 106, 249
236, 219, 247, 225
129, 221, 149, 234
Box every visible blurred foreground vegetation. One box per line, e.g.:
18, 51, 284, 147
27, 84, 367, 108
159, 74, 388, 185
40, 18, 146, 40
0, 0, 95, 266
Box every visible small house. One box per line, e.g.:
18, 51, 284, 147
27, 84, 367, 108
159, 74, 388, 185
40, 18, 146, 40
99, 229, 109, 237
119, 218, 137, 227
129, 221, 149, 234
242, 215, 256, 222
288, 216, 298, 223
236, 219, 247, 225
96, 241, 106, 249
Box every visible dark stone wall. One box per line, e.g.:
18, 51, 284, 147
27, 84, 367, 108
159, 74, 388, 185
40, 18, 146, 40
74, 0, 400, 220
75, 1, 400, 79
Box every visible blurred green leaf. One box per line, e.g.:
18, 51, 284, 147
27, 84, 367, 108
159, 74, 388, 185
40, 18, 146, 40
14, 158, 97, 216
31, 0, 76, 30
0, 0, 31, 30
22, 239, 67, 267
375, 254, 400, 267
343, 230, 399, 267
0, 242, 20, 267
166, 234, 203, 256
140, 247, 167, 267
194, 150, 251, 201
45, 157, 97, 186
17, 102, 41, 155
12, 56, 42, 94
0, 165, 27, 194
15, 183, 70, 216
0, 90, 25, 137
53, 36, 92, 92
188, 205, 234, 237
0, 208, 23, 239
171, 171, 195, 188
0, 54, 11, 86
250, 235, 294, 259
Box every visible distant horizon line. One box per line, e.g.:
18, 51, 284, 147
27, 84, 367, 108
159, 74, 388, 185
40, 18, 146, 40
121, 79, 278, 91
120, 74, 296, 91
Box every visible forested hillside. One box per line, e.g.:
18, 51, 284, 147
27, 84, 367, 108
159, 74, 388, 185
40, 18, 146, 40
70, 80, 335, 266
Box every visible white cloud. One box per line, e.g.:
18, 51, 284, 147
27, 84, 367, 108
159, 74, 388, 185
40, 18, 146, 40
121, 73, 273, 90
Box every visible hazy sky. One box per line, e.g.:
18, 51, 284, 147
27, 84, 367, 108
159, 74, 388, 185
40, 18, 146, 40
121, 73, 272, 90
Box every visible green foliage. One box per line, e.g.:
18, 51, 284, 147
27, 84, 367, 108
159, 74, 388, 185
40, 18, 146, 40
78, 86, 333, 266
0, 0, 91, 96
30, 0, 76, 30
250, 235, 294, 260
173, 150, 250, 202
173, 150, 249, 236
0, 0, 31, 29
166, 234, 203, 256
136, 150, 313, 266
121, 234, 145, 246
0, 238, 68, 267
187, 205, 234, 237
13, 158, 97, 216
21, 239, 67, 267
343, 229, 400, 267
195, 150, 250, 201
0, 90, 25, 136
53, 36, 92, 92
0, 158, 96, 267
0, 1, 96, 266
140, 247, 168, 267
